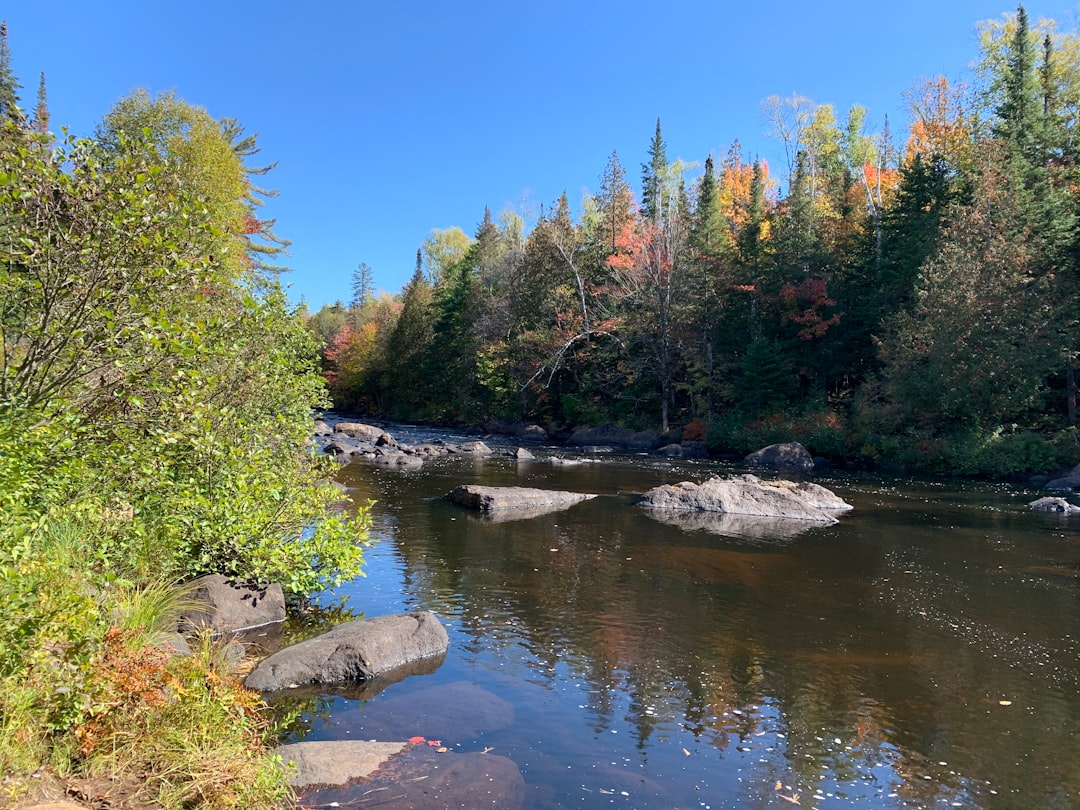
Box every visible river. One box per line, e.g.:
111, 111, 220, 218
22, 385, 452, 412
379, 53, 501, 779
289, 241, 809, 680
289, 425, 1080, 809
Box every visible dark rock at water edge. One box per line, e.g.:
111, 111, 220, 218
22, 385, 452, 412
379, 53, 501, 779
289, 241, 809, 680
178, 574, 285, 634
1046, 462, 1080, 492
745, 441, 815, 471
244, 611, 449, 692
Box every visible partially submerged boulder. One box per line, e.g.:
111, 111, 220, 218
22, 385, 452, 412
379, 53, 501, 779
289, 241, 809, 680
280, 740, 408, 789
297, 746, 525, 810
745, 441, 814, 472
244, 611, 449, 692
1029, 496, 1080, 514
178, 575, 285, 634
638, 474, 851, 524
447, 485, 596, 513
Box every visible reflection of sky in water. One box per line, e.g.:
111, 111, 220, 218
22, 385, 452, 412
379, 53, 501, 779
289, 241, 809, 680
296, 439, 1080, 809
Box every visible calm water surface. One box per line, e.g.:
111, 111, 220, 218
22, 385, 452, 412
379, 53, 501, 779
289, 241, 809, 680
292, 427, 1080, 809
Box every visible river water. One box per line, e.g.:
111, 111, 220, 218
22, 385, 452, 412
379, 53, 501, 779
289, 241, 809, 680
292, 426, 1080, 809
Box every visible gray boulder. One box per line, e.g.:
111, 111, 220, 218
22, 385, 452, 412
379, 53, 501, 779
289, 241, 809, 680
1046, 463, 1080, 491
313, 419, 333, 436
447, 485, 595, 513
1029, 496, 1080, 514
638, 474, 851, 524
448, 440, 493, 455
324, 440, 370, 458
279, 740, 408, 789
745, 441, 815, 472
521, 424, 549, 442
512, 446, 535, 460
178, 575, 285, 634
369, 448, 424, 468
244, 611, 449, 692
334, 421, 385, 442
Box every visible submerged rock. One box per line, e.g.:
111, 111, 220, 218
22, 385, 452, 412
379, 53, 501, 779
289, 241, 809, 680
447, 484, 596, 513
297, 746, 525, 810
638, 474, 851, 524
280, 740, 408, 789
244, 611, 449, 692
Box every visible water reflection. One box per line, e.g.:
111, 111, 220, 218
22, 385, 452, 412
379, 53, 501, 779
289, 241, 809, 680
301, 450, 1080, 809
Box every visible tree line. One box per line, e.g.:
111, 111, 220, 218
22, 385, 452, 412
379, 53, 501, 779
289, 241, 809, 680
312, 6, 1079, 476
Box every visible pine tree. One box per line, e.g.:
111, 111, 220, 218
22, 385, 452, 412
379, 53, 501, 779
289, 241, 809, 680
351, 262, 374, 309
641, 118, 668, 223
0, 21, 23, 125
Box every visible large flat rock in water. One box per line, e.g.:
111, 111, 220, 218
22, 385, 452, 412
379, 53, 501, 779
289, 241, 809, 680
297, 746, 525, 810
638, 474, 851, 524
244, 611, 448, 692
279, 740, 408, 788
447, 484, 596, 512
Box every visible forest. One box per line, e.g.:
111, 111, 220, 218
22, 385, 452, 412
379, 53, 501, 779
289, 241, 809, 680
310, 6, 1079, 477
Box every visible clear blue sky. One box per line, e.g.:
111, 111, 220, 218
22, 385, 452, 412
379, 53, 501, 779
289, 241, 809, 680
5, 2, 1075, 309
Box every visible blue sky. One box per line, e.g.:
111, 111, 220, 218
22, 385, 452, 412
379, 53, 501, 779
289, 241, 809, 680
5, 2, 1076, 308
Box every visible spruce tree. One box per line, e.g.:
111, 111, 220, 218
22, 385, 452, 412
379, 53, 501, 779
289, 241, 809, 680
385, 263, 434, 418
351, 262, 374, 310
0, 21, 23, 125
641, 118, 668, 223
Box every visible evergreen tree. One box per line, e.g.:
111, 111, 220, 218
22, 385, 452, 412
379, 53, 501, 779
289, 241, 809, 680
384, 263, 434, 417
691, 155, 724, 253
351, 262, 374, 309
641, 118, 668, 223
994, 6, 1039, 158
878, 153, 953, 313
0, 21, 22, 125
